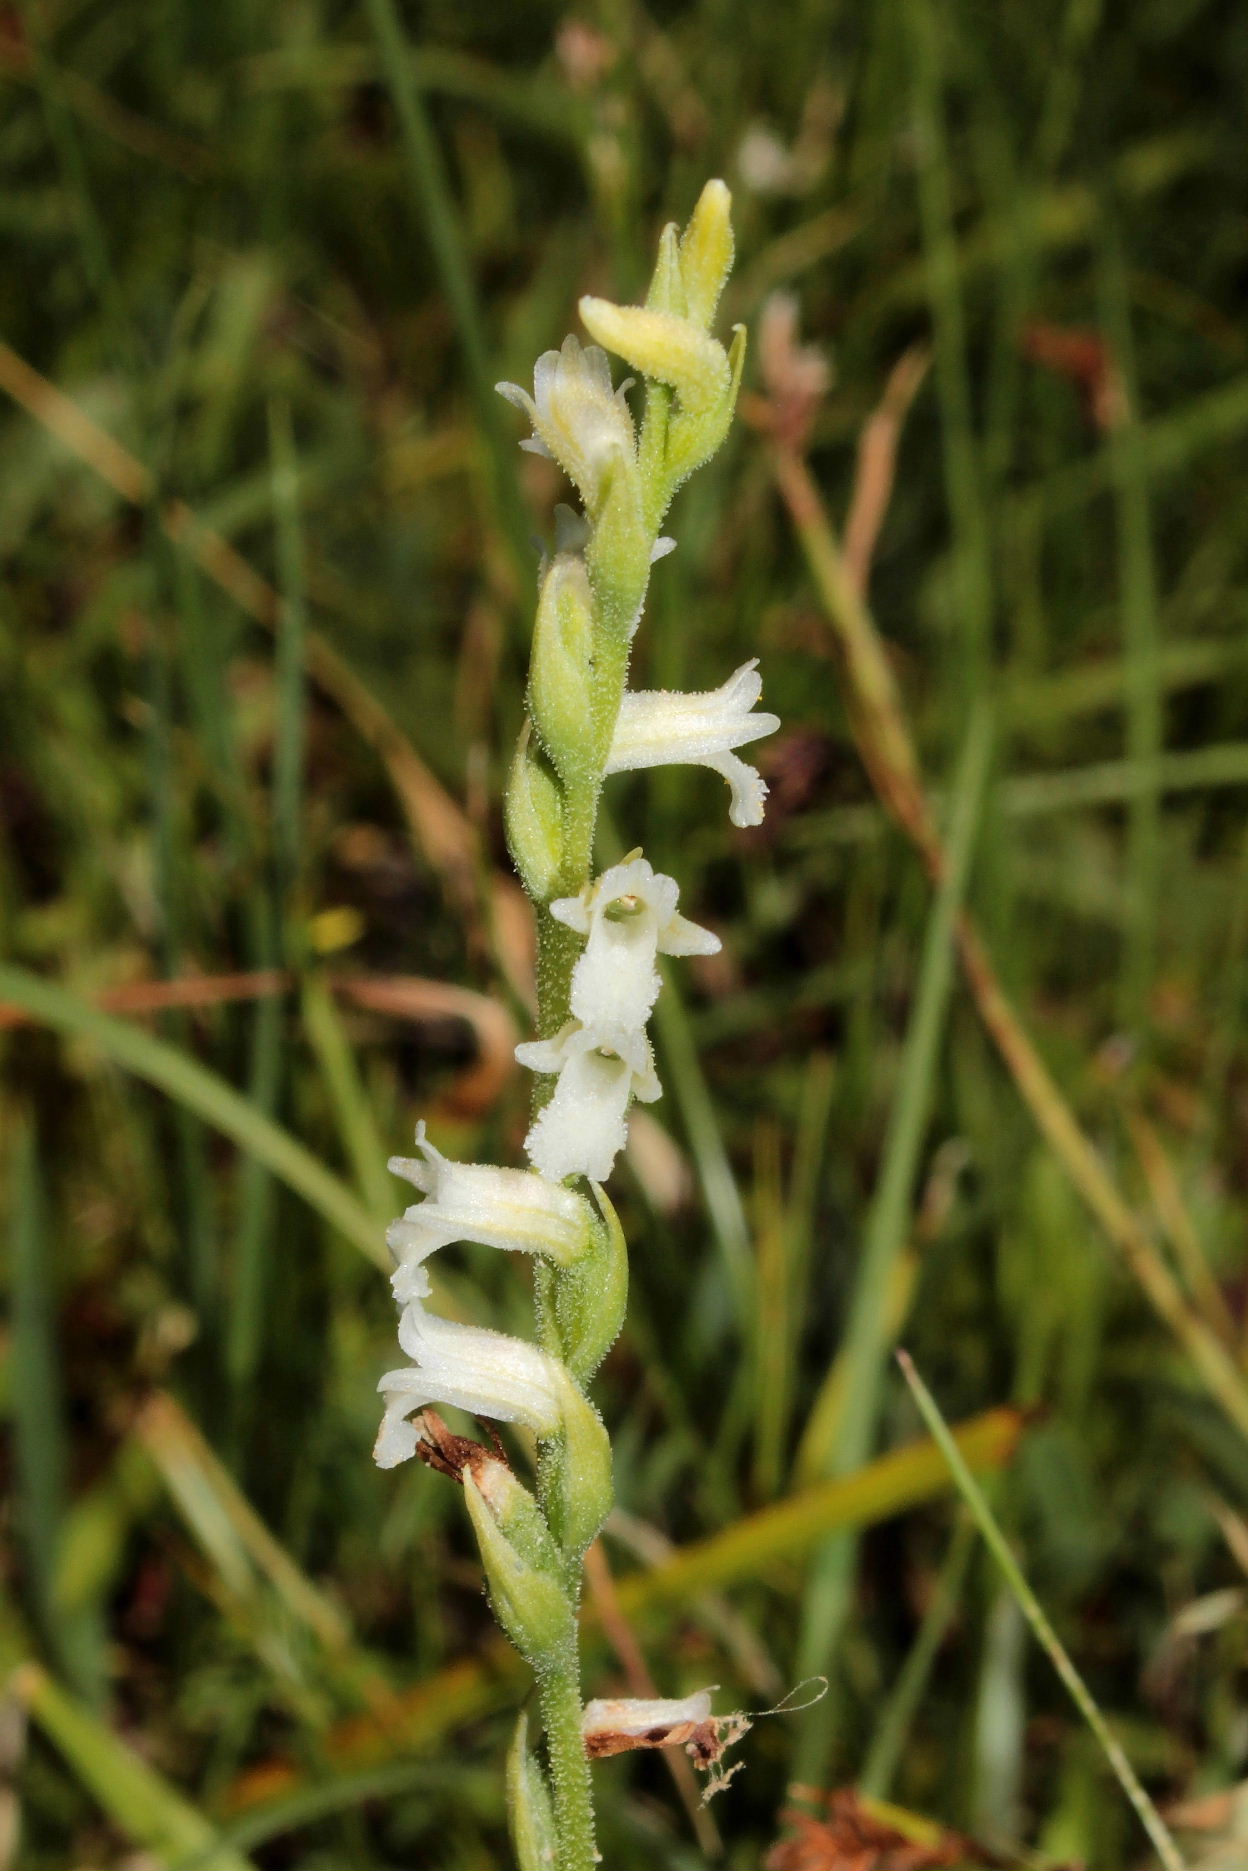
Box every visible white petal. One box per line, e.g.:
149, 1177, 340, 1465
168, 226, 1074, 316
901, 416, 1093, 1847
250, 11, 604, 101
498, 334, 635, 510
607, 659, 780, 768
658, 912, 722, 958
515, 1031, 571, 1075
523, 1044, 634, 1183
549, 892, 592, 935
708, 750, 770, 828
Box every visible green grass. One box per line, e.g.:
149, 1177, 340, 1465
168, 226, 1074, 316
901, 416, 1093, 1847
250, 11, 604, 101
3, 3, 1248, 1867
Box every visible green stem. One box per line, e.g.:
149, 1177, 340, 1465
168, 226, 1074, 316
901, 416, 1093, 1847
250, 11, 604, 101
538, 1638, 597, 1871
517, 344, 686, 1871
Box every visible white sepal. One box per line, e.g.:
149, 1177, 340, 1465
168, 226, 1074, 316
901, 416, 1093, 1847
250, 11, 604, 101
386, 1122, 594, 1301
550, 855, 719, 1038
606, 658, 780, 827
496, 335, 634, 513
515, 1021, 660, 1184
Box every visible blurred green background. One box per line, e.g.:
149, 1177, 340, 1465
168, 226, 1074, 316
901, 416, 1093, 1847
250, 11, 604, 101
4, 1, 1248, 1866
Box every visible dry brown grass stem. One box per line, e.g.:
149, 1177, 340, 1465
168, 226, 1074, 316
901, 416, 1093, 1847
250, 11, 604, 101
842, 344, 931, 596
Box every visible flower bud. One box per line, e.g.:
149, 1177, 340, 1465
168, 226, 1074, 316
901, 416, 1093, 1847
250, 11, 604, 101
507, 1711, 557, 1871
585, 449, 651, 648
645, 221, 685, 316
464, 1467, 574, 1664
578, 299, 729, 413
678, 179, 734, 331
528, 553, 598, 782
505, 720, 564, 901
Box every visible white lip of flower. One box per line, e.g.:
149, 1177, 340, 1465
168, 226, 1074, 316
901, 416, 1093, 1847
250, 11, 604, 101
374, 1265, 573, 1467
550, 856, 720, 1038
605, 659, 781, 828
496, 335, 634, 513
386, 1122, 593, 1301
515, 1021, 660, 1185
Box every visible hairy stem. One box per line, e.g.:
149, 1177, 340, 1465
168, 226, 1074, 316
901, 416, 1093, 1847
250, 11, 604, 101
538, 1635, 598, 1871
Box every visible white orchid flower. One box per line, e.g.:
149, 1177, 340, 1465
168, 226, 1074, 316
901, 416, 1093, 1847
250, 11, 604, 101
606, 658, 780, 827
386, 1122, 594, 1302
551, 855, 720, 1039
515, 1021, 660, 1184
374, 1265, 575, 1467
496, 335, 634, 513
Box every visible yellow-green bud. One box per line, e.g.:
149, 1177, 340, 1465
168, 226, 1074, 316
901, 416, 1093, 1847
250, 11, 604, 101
505, 720, 564, 901
529, 554, 597, 781
578, 299, 729, 413
678, 179, 734, 331
645, 221, 686, 316
506, 1711, 557, 1871
464, 1466, 573, 1664
586, 449, 651, 648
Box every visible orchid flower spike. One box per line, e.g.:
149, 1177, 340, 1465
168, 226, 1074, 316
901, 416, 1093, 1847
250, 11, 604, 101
551, 855, 720, 1039
606, 658, 780, 828
515, 1021, 660, 1185
386, 1122, 596, 1302
374, 1265, 578, 1466
496, 335, 634, 515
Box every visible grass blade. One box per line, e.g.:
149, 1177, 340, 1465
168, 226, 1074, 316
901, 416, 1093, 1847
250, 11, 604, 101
9, 1657, 260, 1871
794, 703, 992, 1778
898, 1351, 1186, 1871
0, 964, 384, 1266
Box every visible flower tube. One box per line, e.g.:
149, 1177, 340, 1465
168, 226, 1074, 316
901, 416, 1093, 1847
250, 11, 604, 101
386, 1121, 595, 1302
375, 1266, 573, 1466
606, 657, 780, 827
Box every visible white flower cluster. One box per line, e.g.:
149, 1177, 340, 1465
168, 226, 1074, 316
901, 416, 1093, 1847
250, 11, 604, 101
378, 180, 780, 1491
516, 856, 719, 1183
375, 1124, 597, 1467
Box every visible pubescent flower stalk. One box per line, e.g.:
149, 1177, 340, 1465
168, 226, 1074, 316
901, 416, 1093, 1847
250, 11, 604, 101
375, 181, 776, 1871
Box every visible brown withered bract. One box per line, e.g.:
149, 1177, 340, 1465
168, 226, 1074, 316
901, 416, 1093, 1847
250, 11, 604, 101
583, 1702, 753, 1805
411, 1408, 509, 1484
584, 1717, 718, 1762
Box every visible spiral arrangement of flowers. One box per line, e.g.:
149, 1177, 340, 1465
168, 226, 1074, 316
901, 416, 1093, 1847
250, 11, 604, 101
373, 181, 777, 1871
